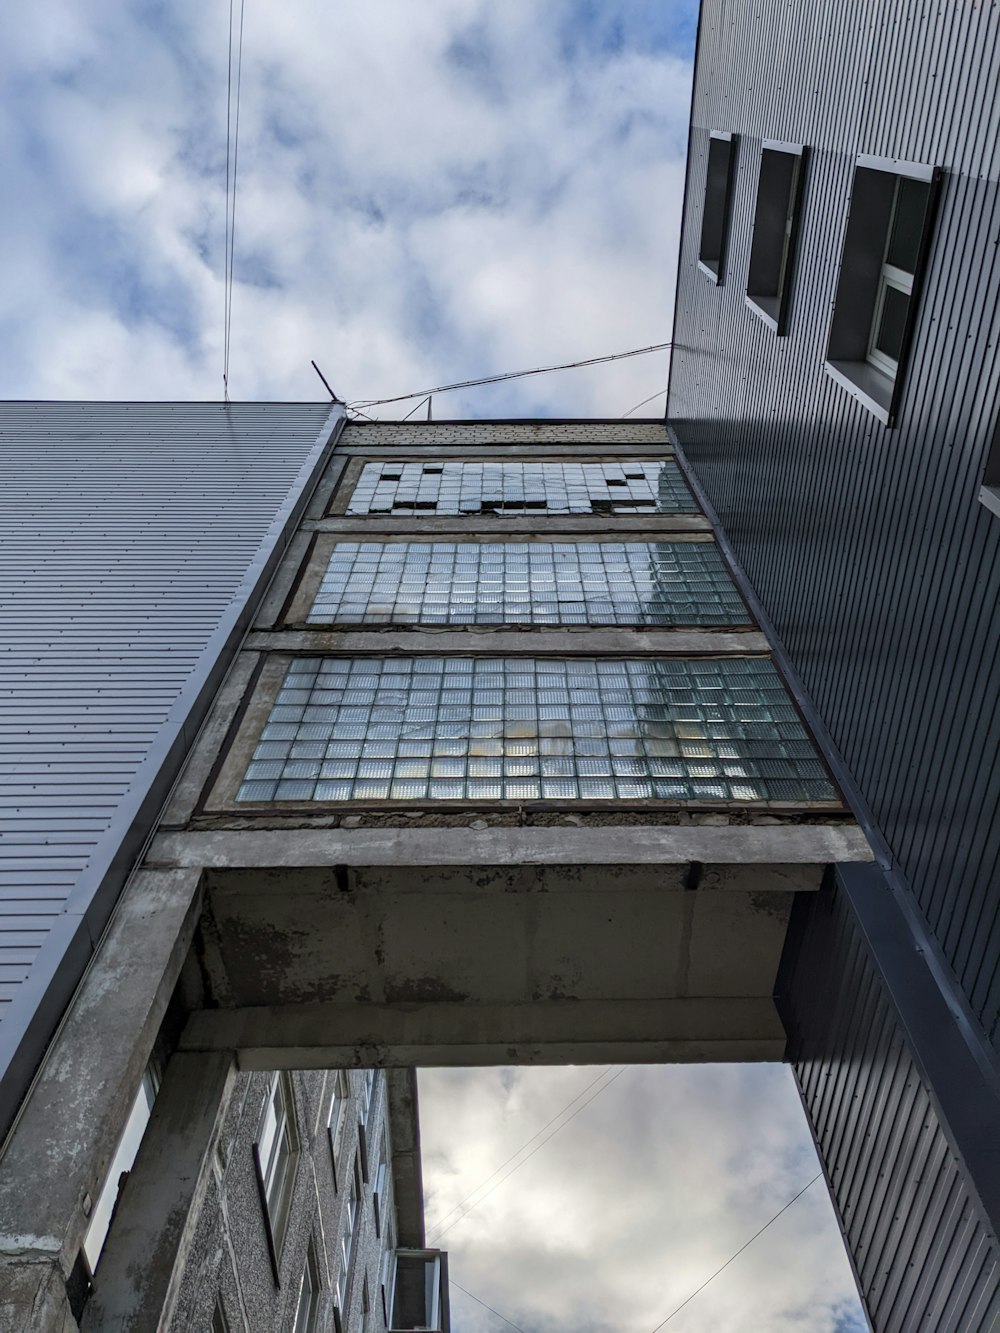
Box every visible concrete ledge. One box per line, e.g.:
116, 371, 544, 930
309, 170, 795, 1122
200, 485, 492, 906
246, 629, 770, 655
180, 997, 787, 1067
306, 515, 712, 536
150, 824, 873, 872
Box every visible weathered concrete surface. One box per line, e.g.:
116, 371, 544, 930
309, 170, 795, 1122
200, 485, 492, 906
0, 1260, 78, 1333
246, 628, 771, 655
182, 996, 787, 1066
385, 1070, 425, 1248
82, 1052, 236, 1333
0, 870, 203, 1277
150, 823, 873, 870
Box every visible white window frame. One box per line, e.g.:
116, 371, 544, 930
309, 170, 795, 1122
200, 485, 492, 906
255, 1072, 299, 1266
373, 1127, 389, 1238
337, 1155, 362, 1309
292, 1241, 320, 1333
82, 1060, 160, 1275
327, 1069, 350, 1188
866, 180, 917, 378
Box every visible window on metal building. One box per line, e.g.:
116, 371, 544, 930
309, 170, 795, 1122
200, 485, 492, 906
746, 142, 808, 334
698, 132, 738, 284
826, 155, 939, 426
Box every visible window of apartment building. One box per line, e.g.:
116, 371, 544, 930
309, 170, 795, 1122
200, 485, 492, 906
82, 1060, 160, 1275
358, 1068, 378, 1181
698, 131, 737, 283
254, 1072, 300, 1270
746, 142, 807, 334
380, 1213, 396, 1325
292, 1241, 320, 1333
826, 155, 940, 425
337, 1155, 362, 1309
373, 1128, 389, 1238
327, 1069, 350, 1189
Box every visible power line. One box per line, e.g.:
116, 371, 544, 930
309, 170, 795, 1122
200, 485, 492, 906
347, 340, 673, 410
428, 1065, 618, 1240
451, 1280, 530, 1333
431, 1068, 628, 1243
223, 0, 246, 404
648, 1173, 822, 1331
622, 385, 669, 418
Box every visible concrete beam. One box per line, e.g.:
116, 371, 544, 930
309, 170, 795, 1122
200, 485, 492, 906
180, 997, 787, 1066
82, 1052, 236, 1333
306, 515, 712, 537
245, 629, 771, 656
0, 869, 204, 1286
150, 824, 872, 872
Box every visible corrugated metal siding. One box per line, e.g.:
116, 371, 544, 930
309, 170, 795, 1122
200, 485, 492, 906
0, 402, 335, 1086
780, 881, 1000, 1333
669, 0, 1000, 1049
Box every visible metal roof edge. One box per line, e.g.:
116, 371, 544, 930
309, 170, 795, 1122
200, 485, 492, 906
0, 403, 347, 1147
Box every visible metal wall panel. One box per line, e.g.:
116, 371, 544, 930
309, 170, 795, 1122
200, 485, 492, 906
669, 2, 1000, 1324
0, 401, 338, 1125
780, 881, 1000, 1333
669, 0, 1000, 1050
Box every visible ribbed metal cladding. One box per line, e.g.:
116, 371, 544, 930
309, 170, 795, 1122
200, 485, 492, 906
779, 882, 1000, 1333
0, 402, 337, 1089
669, 1, 1000, 1047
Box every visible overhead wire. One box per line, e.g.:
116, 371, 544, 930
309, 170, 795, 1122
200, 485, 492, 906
622, 385, 670, 418
347, 340, 673, 410
430, 1067, 628, 1243
427, 1065, 618, 1240
648, 1173, 823, 1331
223, 0, 246, 403
450, 1280, 530, 1333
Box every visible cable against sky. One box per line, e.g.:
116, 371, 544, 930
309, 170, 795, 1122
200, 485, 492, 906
648, 1173, 823, 1330
431, 1068, 628, 1243
223, 0, 246, 403
427, 1066, 620, 1241
347, 341, 673, 410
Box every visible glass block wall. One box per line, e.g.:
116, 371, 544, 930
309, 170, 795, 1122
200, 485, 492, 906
237, 657, 836, 804
346, 461, 697, 515
308, 542, 751, 627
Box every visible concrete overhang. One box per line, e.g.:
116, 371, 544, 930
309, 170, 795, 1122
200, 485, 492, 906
156, 824, 872, 1069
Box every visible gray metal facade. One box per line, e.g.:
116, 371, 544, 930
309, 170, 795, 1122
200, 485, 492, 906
780, 879, 1000, 1331
669, 0, 1000, 1327
0, 401, 341, 1133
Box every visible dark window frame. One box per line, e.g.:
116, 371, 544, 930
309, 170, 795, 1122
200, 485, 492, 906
825, 154, 941, 427
697, 131, 738, 285
745, 140, 808, 335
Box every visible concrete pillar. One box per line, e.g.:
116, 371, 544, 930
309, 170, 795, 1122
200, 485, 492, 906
0, 868, 203, 1331
82, 1052, 236, 1332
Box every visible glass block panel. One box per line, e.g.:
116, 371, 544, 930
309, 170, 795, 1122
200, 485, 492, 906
237, 658, 837, 804
309, 541, 749, 627
346, 461, 697, 515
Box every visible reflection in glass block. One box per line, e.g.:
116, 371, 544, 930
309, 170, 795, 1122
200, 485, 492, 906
235, 657, 838, 804
346, 460, 697, 516
309, 540, 748, 627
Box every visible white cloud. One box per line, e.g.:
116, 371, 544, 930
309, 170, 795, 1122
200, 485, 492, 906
419, 1065, 865, 1333
0, 0, 687, 415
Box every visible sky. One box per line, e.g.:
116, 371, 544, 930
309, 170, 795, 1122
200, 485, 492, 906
1, 3, 866, 1329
